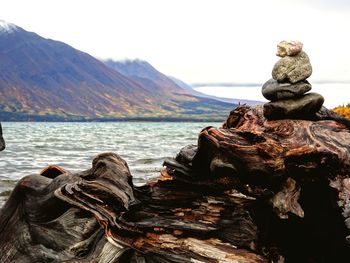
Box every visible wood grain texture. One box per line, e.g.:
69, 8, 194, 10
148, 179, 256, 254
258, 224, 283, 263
1, 105, 350, 262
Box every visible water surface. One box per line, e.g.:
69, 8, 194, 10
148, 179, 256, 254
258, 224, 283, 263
0, 122, 220, 206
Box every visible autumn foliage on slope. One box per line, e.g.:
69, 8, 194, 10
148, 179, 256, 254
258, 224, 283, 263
333, 104, 350, 119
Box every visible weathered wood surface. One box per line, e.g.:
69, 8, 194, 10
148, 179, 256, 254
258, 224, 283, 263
0, 122, 5, 151
0, 105, 350, 262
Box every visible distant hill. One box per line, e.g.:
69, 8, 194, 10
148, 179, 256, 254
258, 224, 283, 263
104, 59, 183, 95
169, 77, 262, 106
0, 20, 236, 121
105, 59, 261, 106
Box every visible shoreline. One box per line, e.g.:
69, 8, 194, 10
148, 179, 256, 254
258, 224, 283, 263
0, 116, 230, 122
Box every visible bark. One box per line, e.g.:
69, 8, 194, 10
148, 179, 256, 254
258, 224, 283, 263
0, 122, 5, 151
0, 105, 350, 262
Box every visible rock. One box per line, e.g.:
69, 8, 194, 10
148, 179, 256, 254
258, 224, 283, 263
276, 40, 303, 57
272, 51, 312, 83
263, 92, 324, 119
262, 79, 312, 101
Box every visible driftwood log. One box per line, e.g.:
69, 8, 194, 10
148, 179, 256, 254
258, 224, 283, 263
0, 105, 350, 262
0, 122, 5, 151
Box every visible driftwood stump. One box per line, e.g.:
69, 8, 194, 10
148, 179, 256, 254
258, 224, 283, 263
0, 105, 350, 262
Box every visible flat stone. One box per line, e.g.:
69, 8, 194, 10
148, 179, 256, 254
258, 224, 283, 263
263, 92, 324, 120
276, 40, 303, 57
262, 79, 312, 101
272, 51, 312, 83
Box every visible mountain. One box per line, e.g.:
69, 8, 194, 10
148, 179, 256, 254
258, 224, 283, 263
105, 59, 261, 106
104, 59, 188, 95
0, 20, 236, 121
168, 76, 196, 93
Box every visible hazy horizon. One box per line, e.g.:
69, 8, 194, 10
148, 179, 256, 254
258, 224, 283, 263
195, 82, 350, 108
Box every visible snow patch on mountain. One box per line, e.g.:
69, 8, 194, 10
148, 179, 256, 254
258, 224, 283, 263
0, 20, 18, 33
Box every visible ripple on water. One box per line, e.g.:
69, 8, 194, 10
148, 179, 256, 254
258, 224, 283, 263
0, 121, 221, 207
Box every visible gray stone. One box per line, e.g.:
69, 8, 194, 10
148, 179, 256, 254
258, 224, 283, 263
262, 79, 312, 101
276, 40, 303, 57
263, 92, 324, 120
272, 51, 312, 83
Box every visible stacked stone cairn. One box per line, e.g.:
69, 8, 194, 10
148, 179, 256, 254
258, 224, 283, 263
262, 40, 324, 119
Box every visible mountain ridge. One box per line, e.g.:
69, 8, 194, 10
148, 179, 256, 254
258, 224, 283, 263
104, 59, 262, 106
0, 21, 237, 121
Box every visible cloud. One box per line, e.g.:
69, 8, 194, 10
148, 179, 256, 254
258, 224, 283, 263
302, 0, 350, 10
0, 0, 350, 83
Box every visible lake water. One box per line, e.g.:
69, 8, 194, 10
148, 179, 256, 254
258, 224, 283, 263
0, 121, 221, 206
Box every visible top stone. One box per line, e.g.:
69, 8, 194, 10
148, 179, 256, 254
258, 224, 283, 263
276, 40, 303, 57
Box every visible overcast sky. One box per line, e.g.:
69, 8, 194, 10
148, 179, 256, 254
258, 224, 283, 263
1, 0, 350, 84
